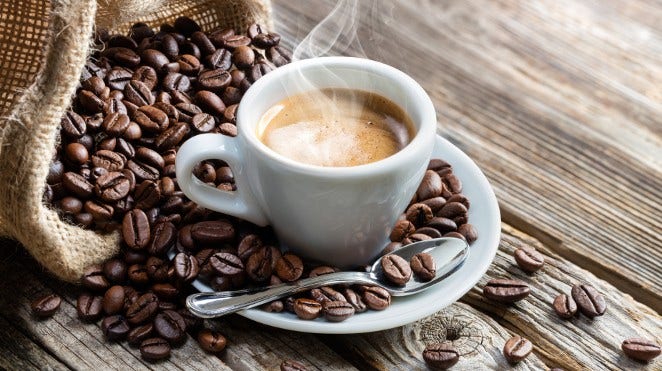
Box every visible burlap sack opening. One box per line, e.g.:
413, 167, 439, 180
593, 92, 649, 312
0, 0, 272, 282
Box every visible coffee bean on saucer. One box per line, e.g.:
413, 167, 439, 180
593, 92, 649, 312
457, 223, 477, 244
553, 293, 577, 319
416, 170, 443, 200
140, 337, 171, 361
390, 220, 415, 242
293, 298, 322, 320
210, 252, 244, 276
322, 301, 355, 322
422, 343, 460, 370
381, 254, 412, 286
621, 338, 661, 362
514, 247, 545, 273
410, 252, 436, 281
31, 294, 61, 318
483, 279, 530, 303
503, 335, 533, 364
361, 286, 391, 310
275, 253, 304, 282
405, 203, 434, 227
280, 359, 308, 371
571, 284, 606, 318
197, 329, 227, 353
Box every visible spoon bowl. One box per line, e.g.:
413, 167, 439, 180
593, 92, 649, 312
187, 237, 469, 318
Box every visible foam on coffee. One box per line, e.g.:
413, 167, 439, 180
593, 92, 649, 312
257, 88, 415, 167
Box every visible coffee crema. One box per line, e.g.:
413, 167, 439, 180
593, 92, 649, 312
257, 88, 415, 167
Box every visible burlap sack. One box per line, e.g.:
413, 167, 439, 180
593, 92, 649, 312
0, 0, 272, 282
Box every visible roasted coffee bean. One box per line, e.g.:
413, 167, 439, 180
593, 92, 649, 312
457, 223, 477, 243
197, 329, 227, 353
144, 256, 169, 282
152, 283, 179, 301
621, 338, 661, 362
211, 252, 244, 276
101, 315, 130, 341
223, 104, 238, 124
134, 180, 161, 209
309, 266, 335, 278
246, 247, 273, 282
174, 102, 202, 122
420, 197, 446, 213
251, 32, 280, 48
83, 200, 113, 221
322, 301, 355, 322
274, 253, 304, 282
63, 172, 94, 198
102, 112, 130, 136
416, 170, 443, 201
188, 31, 214, 55
262, 300, 284, 312
173, 252, 199, 282
408, 233, 432, 243
267, 45, 292, 67
427, 217, 457, 234
140, 337, 171, 360
130, 66, 157, 91
571, 284, 606, 318
31, 294, 61, 318
106, 66, 133, 91
76, 293, 103, 321
390, 220, 415, 242
410, 252, 436, 281
361, 286, 391, 310
381, 241, 402, 255
126, 292, 158, 325
90, 150, 125, 171
437, 202, 468, 221
123, 209, 151, 249
232, 46, 255, 69
148, 221, 177, 255
406, 203, 434, 227
206, 48, 232, 70
447, 194, 470, 209
127, 264, 150, 286
218, 125, 238, 139
176, 54, 201, 75
422, 343, 460, 370
127, 323, 154, 347
155, 122, 190, 151
61, 110, 87, 138
192, 220, 235, 243
342, 288, 367, 313
162, 72, 191, 92
124, 80, 154, 107
174, 16, 201, 36
414, 227, 443, 239
310, 288, 334, 304
66, 142, 90, 165
222, 34, 251, 49
60, 196, 83, 214
124, 250, 147, 265
47, 160, 65, 185
381, 254, 412, 286
483, 279, 530, 303
95, 171, 130, 202
293, 298, 322, 320
78, 90, 106, 113
103, 285, 125, 315
503, 335, 533, 364
221, 88, 242, 106
103, 258, 127, 283
134, 106, 168, 133
194, 90, 225, 115
553, 293, 577, 319
154, 310, 186, 343
443, 173, 462, 194
514, 247, 545, 273
247, 61, 275, 82
141, 49, 169, 71
81, 264, 110, 291
198, 69, 231, 91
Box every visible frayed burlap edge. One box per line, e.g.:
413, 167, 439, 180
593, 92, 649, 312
0, 0, 272, 282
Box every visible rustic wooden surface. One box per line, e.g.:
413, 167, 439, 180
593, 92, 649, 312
1, 0, 661, 370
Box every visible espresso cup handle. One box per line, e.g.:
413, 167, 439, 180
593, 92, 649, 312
175, 133, 269, 226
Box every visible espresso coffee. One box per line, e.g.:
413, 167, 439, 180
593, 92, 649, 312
257, 88, 415, 167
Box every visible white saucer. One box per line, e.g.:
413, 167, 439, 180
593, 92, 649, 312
190, 135, 501, 334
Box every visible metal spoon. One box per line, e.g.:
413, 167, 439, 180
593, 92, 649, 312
186, 237, 469, 318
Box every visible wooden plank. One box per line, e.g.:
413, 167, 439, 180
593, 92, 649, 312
318, 302, 547, 370
271, 0, 662, 311
0, 242, 355, 370
0, 315, 69, 371
460, 224, 662, 370
311, 224, 661, 370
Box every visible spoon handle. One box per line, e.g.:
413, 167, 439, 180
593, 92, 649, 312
186, 271, 376, 318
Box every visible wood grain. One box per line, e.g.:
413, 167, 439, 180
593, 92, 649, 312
272, 0, 662, 311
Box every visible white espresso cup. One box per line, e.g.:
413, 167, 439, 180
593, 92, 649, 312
176, 57, 436, 267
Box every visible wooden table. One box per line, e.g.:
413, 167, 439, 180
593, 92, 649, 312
1, 0, 660, 369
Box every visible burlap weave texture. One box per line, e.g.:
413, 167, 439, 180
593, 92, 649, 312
0, 0, 272, 282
